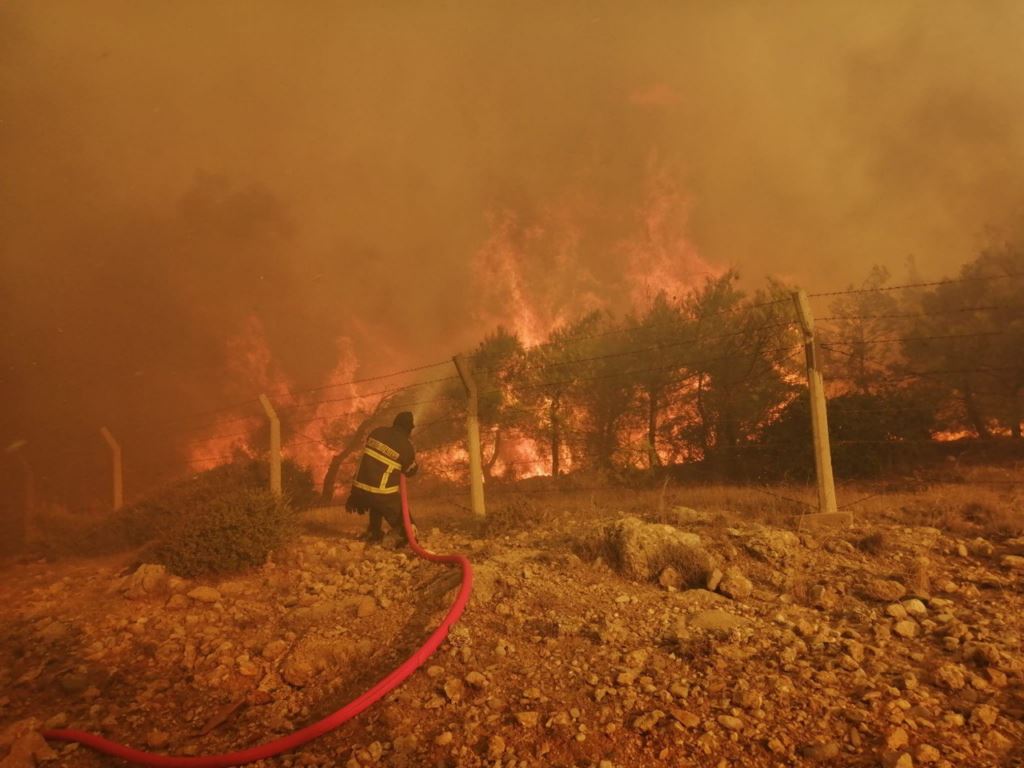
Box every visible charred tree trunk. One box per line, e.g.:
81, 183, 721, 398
550, 395, 561, 478
601, 423, 616, 470
320, 399, 389, 503
646, 386, 661, 469
321, 443, 361, 505
720, 399, 738, 480
695, 374, 710, 458
962, 380, 991, 439
484, 427, 502, 479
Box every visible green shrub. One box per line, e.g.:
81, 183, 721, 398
148, 489, 295, 577
178, 459, 317, 509
29, 459, 311, 562
29, 503, 167, 558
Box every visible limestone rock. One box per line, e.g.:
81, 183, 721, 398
515, 711, 539, 727
123, 564, 169, 599
443, 677, 465, 702
901, 599, 928, 617
808, 584, 838, 610
886, 727, 909, 750
717, 567, 753, 600
281, 655, 315, 688
865, 579, 907, 602
355, 596, 376, 618
934, 664, 967, 691
166, 594, 189, 610
146, 730, 170, 749
745, 529, 800, 562
717, 715, 744, 731
801, 741, 840, 761
670, 709, 700, 728
893, 620, 919, 638
465, 671, 487, 689
261, 640, 288, 661
881, 752, 914, 768
281, 637, 358, 688
969, 538, 994, 557
688, 609, 750, 633
658, 566, 682, 590
187, 586, 222, 604
633, 710, 665, 733
486, 735, 505, 760
601, 516, 710, 584
0, 719, 58, 768
705, 568, 724, 592
886, 603, 908, 620
970, 704, 998, 727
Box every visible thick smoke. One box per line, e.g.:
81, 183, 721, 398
2, 1, 1023, 504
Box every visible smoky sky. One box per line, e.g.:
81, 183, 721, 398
2, 1, 1024, 503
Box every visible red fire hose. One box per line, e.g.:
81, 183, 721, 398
43, 475, 473, 767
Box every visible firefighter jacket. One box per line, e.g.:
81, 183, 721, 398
351, 425, 418, 497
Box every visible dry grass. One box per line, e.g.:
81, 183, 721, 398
889, 484, 1023, 538
313, 471, 1023, 545
300, 505, 353, 537
484, 496, 552, 535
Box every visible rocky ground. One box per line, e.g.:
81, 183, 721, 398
1, 489, 1023, 768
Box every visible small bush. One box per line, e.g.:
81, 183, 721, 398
856, 531, 887, 554
30, 459, 313, 560
485, 496, 549, 534
32, 503, 167, 558
148, 489, 295, 577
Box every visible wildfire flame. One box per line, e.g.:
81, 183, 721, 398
190, 169, 726, 483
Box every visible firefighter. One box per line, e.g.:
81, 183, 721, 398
345, 411, 419, 544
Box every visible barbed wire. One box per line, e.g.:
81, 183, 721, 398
68, 265, 1024, 504
820, 330, 1011, 348
476, 321, 801, 378
266, 359, 455, 401
871, 365, 1023, 384
275, 375, 461, 415
481, 307, 797, 362
807, 272, 1024, 299
817, 303, 1024, 323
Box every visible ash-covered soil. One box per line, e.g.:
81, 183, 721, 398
2, 493, 1023, 768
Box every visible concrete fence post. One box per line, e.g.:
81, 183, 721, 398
99, 426, 124, 510
792, 290, 839, 516
453, 354, 486, 517
258, 394, 282, 497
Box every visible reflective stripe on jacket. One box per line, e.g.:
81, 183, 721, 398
352, 425, 417, 495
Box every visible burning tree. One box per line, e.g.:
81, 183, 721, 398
513, 312, 611, 477
819, 265, 909, 396
563, 313, 636, 472
677, 272, 800, 475
624, 291, 692, 469
469, 326, 527, 478
902, 245, 1024, 439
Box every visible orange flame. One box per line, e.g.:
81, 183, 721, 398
621, 162, 723, 308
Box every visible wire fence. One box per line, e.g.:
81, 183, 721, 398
24, 269, 1024, 513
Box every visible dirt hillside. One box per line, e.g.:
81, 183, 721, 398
2, 488, 1023, 767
